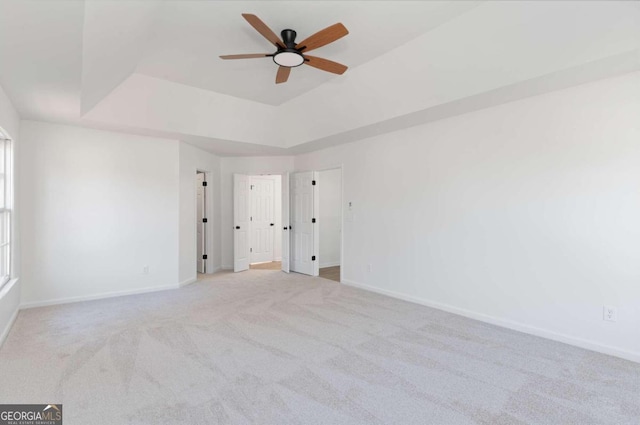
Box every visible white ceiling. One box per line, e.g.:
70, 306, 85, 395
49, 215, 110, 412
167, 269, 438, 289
0, 0, 84, 121
135, 1, 479, 105
0, 1, 638, 156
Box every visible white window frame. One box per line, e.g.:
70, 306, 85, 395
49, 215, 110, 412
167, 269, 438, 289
0, 132, 12, 288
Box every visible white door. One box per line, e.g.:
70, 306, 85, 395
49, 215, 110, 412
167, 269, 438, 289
281, 172, 290, 273
291, 171, 319, 276
250, 176, 275, 264
233, 174, 250, 272
312, 172, 319, 277
196, 172, 206, 273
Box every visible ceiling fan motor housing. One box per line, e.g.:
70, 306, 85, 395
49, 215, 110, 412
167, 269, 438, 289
281, 29, 298, 48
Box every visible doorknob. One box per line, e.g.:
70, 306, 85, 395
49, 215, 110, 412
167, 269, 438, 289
270, 223, 274, 226
283, 227, 288, 230
235, 226, 240, 229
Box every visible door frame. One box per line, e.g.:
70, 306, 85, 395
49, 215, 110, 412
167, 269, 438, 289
310, 164, 345, 283
196, 169, 215, 275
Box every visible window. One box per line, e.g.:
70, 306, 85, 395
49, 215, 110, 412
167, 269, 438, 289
0, 134, 11, 287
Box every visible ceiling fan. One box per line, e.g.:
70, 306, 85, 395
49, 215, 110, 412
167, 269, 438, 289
220, 14, 349, 84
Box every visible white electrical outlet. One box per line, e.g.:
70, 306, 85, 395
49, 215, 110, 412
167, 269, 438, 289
143, 265, 150, 275
603, 305, 617, 322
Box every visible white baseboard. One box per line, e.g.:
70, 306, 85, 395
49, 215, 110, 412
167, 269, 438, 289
0, 307, 19, 348
179, 277, 197, 288
20, 283, 179, 310
19, 267, 225, 310
320, 261, 340, 268
342, 279, 640, 364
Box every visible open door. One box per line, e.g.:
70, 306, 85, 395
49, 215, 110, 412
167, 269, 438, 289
291, 171, 319, 276
233, 174, 250, 272
281, 172, 290, 273
196, 172, 206, 273
312, 171, 319, 277
249, 176, 275, 264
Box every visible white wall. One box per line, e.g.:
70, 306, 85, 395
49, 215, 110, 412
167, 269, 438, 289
295, 72, 640, 362
319, 168, 341, 268
178, 142, 221, 284
20, 121, 180, 307
0, 83, 20, 345
220, 156, 294, 268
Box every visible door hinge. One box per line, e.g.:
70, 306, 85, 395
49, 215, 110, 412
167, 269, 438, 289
202, 181, 207, 186
202, 254, 208, 260
312, 255, 316, 261
202, 218, 208, 223
312, 180, 316, 186
250, 185, 254, 190
250, 216, 253, 221
312, 218, 316, 223
250, 248, 253, 253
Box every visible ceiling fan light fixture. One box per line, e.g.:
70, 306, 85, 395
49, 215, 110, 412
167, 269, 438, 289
273, 50, 305, 68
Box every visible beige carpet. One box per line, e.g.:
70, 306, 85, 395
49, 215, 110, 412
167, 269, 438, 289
1, 270, 639, 424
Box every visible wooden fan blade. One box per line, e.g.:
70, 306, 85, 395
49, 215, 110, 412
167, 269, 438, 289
242, 14, 284, 48
276, 66, 291, 84
219, 53, 270, 60
303, 55, 348, 75
296, 23, 348, 53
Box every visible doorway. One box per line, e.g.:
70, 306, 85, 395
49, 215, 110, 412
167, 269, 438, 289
233, 169, 343, 281
318, 168, 342, 282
